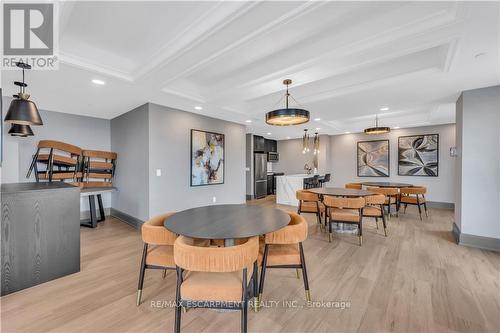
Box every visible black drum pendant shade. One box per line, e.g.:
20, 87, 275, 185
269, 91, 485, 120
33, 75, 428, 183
8, 124, 34, 137
364, 115, 390, 135
4, 61, 43, 126
5, 98, 43, 125
265, 79, 310, 126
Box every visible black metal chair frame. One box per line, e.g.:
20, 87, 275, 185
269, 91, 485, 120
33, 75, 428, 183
258, 242, 311, 305
174, 261, 258, 333
136, 243, 175, 306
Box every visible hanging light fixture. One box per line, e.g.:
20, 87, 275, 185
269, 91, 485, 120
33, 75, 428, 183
8, 124, 34, 137
266, 79, 310, 126
364, 115, 390, 135
313, 132, 320, 155
302, 129, 310, 154
4, 61, 43, 126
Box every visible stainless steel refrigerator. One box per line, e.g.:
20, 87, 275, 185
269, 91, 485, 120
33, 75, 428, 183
254, 153, 267, 198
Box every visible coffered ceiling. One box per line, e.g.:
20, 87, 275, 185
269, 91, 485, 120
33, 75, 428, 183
2, 1, 499, 139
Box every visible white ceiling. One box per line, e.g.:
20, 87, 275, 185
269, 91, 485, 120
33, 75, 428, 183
2, 1, 499, 140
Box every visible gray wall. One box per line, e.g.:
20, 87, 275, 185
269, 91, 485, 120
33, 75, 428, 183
329, 124, 456, 203
110, 104, 150, 221
274, 136, 330, 175
1, 96, 111, 212
148, 103, 246, 217
456, 85, 500, 239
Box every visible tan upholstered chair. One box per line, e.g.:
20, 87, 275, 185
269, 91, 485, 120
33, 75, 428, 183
345, 183, 362, 190
258, 212, 310, 306
323, 196, 365, 245
27, 140, 82, 182
173, 236, 259, 333
367, 187, 399, 218
81, 149, 117, 188
296, 190, 325, 226
363, 194, 388, 236
400, 186, 428, 220
136, 213, 178, 306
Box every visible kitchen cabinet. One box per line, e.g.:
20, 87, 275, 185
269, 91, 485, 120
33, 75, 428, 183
264, 139, 277, 153
254, 135, 265, 152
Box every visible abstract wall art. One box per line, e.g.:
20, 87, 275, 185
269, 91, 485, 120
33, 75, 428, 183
357, 140, 390, 177
191, 129, 225, 186
398, 134, 439, 176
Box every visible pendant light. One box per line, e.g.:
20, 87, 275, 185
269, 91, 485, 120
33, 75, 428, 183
313, 132, 320, 155
8, 124, 34, 137
4, 62, 43, 126
266, 79, 310, 126
302, 129, 310, 154
364, 115, 390, 135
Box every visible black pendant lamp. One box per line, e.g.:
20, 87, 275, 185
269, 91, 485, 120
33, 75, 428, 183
8, 124, 34, 137
364, 115, 390, 135
4, 62, 43, 126
266, 79, 310, 126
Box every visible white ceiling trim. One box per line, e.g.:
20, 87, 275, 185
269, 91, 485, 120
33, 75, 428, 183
59, 52, 134, 82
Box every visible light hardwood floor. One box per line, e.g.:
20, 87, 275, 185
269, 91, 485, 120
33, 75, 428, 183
2, 197, 499, 333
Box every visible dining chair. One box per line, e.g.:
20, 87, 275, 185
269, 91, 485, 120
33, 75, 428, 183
137, 212, 178, 306
363, 194, 388, 236
366, 187, 399, 218
296, 190, 324, 226
173, 236, 259, 333
27, 140, 82, 183
345, 182, 362, 190
80, 149, 117, 188
400, 186, 428, 220
258, 212, 310, 307
323, 196, 366, 245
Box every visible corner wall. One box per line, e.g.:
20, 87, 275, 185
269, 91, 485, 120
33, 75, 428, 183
455, 85, 500, 246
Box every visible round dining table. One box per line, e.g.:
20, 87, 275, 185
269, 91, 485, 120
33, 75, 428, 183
164, 204, 291, 247
308, 187, 374, 233
360, 181, 413, 188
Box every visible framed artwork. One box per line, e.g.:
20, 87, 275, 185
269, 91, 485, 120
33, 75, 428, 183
190, 129, 225, 186
398, 134, 439, 176
357, 140, 390, 177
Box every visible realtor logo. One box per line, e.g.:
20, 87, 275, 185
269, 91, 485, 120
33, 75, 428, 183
2, 2, 58, 69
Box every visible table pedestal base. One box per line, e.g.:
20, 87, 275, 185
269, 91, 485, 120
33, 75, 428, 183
332, 223, 358, 234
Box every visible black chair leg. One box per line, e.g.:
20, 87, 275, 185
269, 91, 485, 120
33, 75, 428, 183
174, 266, 182, 333
417, 203, 423, 220
299, 242, 311, 302
358, 214, 363, 246
89, 195, 97, 228
252, 261, 258, 312
258, 245, 269, 305
328, 217, 333, 242
381, 205, 387, 236
136, 243, 148, 306
424, 202, 429, 217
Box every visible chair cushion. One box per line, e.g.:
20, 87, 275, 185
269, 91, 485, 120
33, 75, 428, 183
181, 268, 253, 302
299, 201, 325, 213
146, 245, 175, 267
400, 196, 425, 204
258, 244, 300, 266
363, 206, 382, 217
331, 208, 360, 222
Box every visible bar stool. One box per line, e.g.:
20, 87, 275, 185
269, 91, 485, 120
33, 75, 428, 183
319, 173, 331, 187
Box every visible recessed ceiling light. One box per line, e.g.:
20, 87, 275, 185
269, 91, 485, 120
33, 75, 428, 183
394, 126, 400, 129
194, 106, 203, 110
379, 107, 389, 111
91, 79, 105, 85
286, 136, 291, 139
314, 118, 321, 121
345, 131, 351, 134
245, 120, 252, 123
267, 132, 272, 135
315, 128, 321, 131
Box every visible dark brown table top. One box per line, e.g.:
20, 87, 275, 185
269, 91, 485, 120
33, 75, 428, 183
164, 204, 290, 240
360, 182, 413, 188
308, 187, 374, 197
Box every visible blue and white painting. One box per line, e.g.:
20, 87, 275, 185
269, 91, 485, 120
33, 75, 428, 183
191, 129, 224, 186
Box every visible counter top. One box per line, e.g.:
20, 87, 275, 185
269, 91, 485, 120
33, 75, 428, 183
1, 182, 79, 193
276, 174, 321, 178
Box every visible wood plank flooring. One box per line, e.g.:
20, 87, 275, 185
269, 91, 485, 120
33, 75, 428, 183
1, 196, 499, 333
